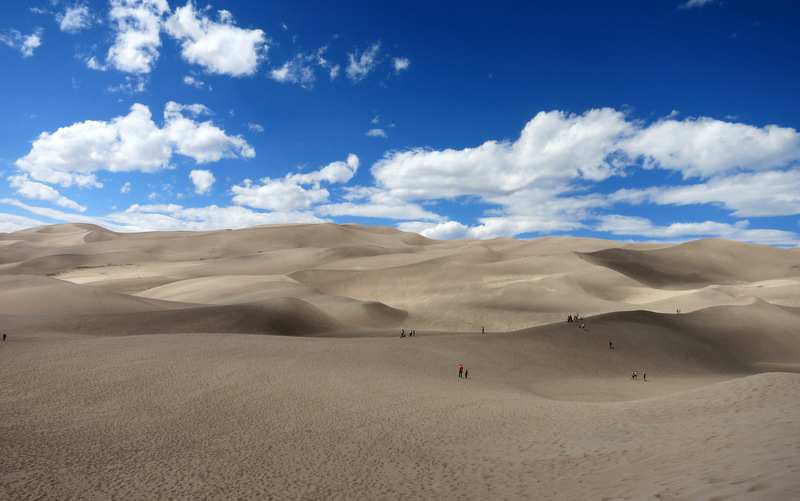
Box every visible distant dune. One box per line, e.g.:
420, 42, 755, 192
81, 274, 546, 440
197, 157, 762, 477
2, 223, 799, 499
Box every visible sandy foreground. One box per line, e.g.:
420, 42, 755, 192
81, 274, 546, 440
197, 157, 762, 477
1, 223, 800, 500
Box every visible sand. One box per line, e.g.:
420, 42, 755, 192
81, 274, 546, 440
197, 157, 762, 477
1, 222, 799, 500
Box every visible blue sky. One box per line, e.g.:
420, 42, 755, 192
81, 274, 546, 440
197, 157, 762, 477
2, 0, 800, 246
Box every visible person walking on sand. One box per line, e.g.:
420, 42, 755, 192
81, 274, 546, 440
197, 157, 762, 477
2, 333, 5, 341
465, 368, 468, 379
481, 326, 485, 334
643, 372, 647, 382
459, 364, 463, 378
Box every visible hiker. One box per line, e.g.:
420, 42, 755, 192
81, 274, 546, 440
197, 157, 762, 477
568, 315, 573, 322
643, 372, 647, 382
481, 326, 485, 334
464, 368, 468, 379
2, 333, 5, 341
609, 341, 613, 349
459, 364, 463, 378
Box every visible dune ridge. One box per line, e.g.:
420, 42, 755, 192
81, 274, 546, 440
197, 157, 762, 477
2, 223, 799, 499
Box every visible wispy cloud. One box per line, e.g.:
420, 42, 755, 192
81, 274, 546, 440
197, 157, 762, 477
346, 42, 381, 82
367, 129, 388, 138
57, 5, 93, 33
0, 28, 44, 58
678, 0, 715, 9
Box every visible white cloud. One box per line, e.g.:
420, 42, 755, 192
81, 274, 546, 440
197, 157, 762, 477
14, 102, 254, 187
107, 75, 148, 93
231, 155, 358, 211
106, 0, 169, 74
58, 5, 93, 33
189, 169, 215, 194
611, 169, 800, 218
183, 75, 205, 88
85, 56, 106, 70
164, 1, 267, 76
678, 0, 715, 9
8, 174, 86, 211
269, 47, 343, 88
372, 108, 633, 200
1, 28, 44, 58
623, 116, 800, 179
346, 42, 381, 82
370, 108, 800, 241
248, 123, 264, 133
393, 57, 410, 73
0, 207, 47, 233
121, 182, 131, 193
269, 55, 316, 88
594, 215, 797, 246
367, 128, 387, 138
109, 204, 325, 231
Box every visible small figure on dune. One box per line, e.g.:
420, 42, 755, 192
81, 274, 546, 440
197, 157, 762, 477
643, 372, 647, 382
567, 315, 573, 322
459, 364, 463, 378
2, 333, 5, 341
464, 368, 468, 379
400, 329, 405, 338
609, 341, 613, 349
481, 326, 485, 334
579, 323, 586, 329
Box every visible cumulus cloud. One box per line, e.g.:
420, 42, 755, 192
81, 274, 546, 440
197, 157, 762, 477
164, 1, 267, 76
346, 42, 381, 82
623, 116, 800, 178
14, 102, 254, 187
0, 28, 44, 58
106, 0, 169, 73
370, 108, 800, 241
58, 5, 93, 33
189, 169, 215, 194
231, 154, 358, 211
372, 108, 633, 200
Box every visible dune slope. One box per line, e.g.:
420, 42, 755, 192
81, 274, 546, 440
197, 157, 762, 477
1, 223, 799, 500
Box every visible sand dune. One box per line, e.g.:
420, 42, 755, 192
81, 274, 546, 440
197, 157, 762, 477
2, 223, 799, 499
